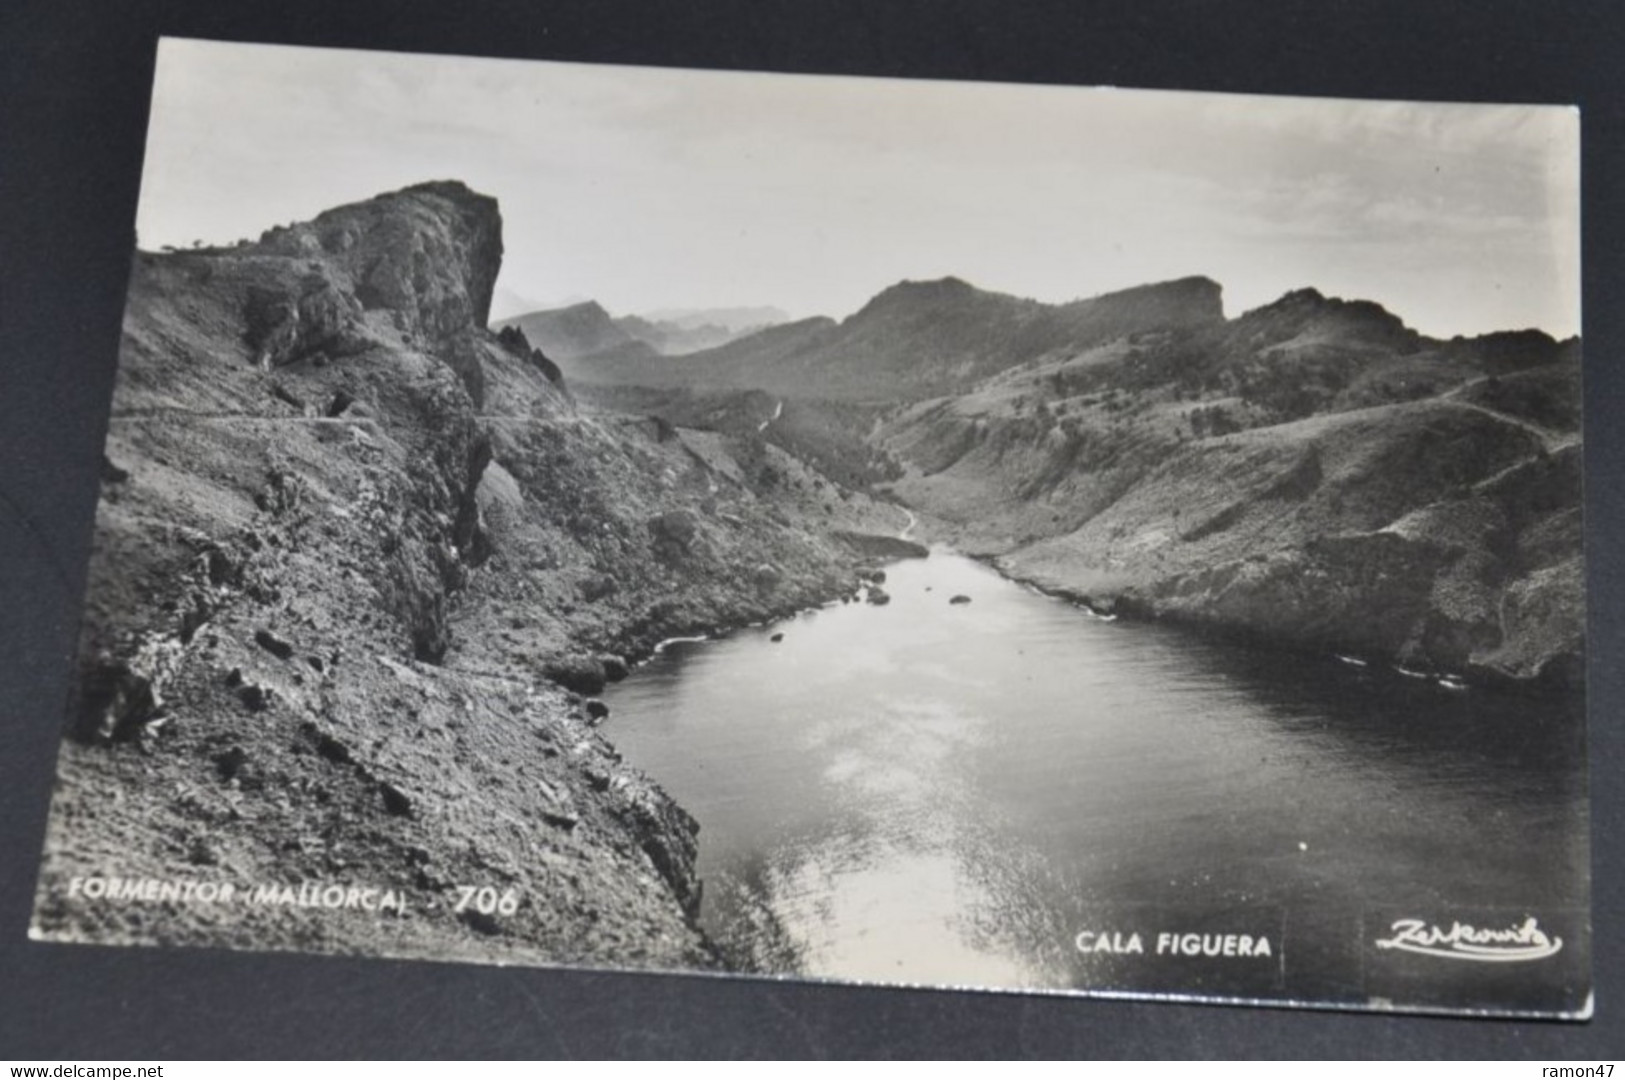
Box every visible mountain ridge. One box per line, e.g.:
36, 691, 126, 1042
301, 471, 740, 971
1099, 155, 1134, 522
567, 273, 1230, 400
495, 300, 788, 363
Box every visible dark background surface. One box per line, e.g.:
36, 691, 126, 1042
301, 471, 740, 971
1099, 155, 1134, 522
1, 0, 1621, 1059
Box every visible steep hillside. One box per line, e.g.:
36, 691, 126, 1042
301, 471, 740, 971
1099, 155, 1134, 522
880, 289, 1582, 684
34, 182, 906, 968
579, 382, 904, 493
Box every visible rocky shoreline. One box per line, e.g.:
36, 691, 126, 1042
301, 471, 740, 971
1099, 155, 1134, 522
880, 366, 1583, 691
981, 554, 1564, 696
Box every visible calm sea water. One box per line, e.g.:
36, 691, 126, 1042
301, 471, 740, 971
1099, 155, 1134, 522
604, 550, 1588, 1008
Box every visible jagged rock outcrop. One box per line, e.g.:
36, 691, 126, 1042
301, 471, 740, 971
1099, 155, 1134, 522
494, 324, 563, 384
35, 181, 904, 970
263, 180, 502, 336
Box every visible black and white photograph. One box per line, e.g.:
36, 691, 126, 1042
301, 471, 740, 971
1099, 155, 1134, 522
24, 37, 1588, 1019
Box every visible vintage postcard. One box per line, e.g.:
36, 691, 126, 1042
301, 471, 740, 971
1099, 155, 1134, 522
27, 38, 1588, 1017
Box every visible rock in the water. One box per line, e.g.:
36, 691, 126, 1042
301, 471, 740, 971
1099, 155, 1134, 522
867, 587, 891, 606
598, 654, 630, 683
769, 632, 785, 643
543, 656, 607, 696
949, 594, 972, 605
835, 531, 929, 560
585, 699, 611, 724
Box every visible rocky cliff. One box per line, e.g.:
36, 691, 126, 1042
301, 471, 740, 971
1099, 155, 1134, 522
33, 182, 904, 967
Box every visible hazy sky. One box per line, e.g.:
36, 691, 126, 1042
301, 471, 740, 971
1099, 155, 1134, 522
137, 38, 1581, 338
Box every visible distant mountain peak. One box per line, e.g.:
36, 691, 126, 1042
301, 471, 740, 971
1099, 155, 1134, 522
880, 275, 979, 297
849, 277, 1003, 323
1083, 274, 1222, 300
555, 299, 612, 319
1446, 327, 1572, 371
1458, 327, 1560, 350
1271, 287, 1327, 307
1248, 287, 1399, 322
1237, 287, 1419, 351
1054, 275, 1226, 332
397, 178, 486, 202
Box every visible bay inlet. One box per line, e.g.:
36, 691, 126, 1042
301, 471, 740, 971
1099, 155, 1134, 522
605, 548, 1587, 1005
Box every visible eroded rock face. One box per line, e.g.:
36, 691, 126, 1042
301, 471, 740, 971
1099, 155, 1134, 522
263, 180, 502, 336
243, 273, 373, 369
250, 181, 502, 404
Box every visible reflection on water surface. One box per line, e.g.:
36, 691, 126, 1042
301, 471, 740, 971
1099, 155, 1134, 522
606, 550, 1587, 1004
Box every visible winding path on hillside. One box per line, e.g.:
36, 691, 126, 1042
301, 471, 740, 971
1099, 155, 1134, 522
1439, 376, 1577, 452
